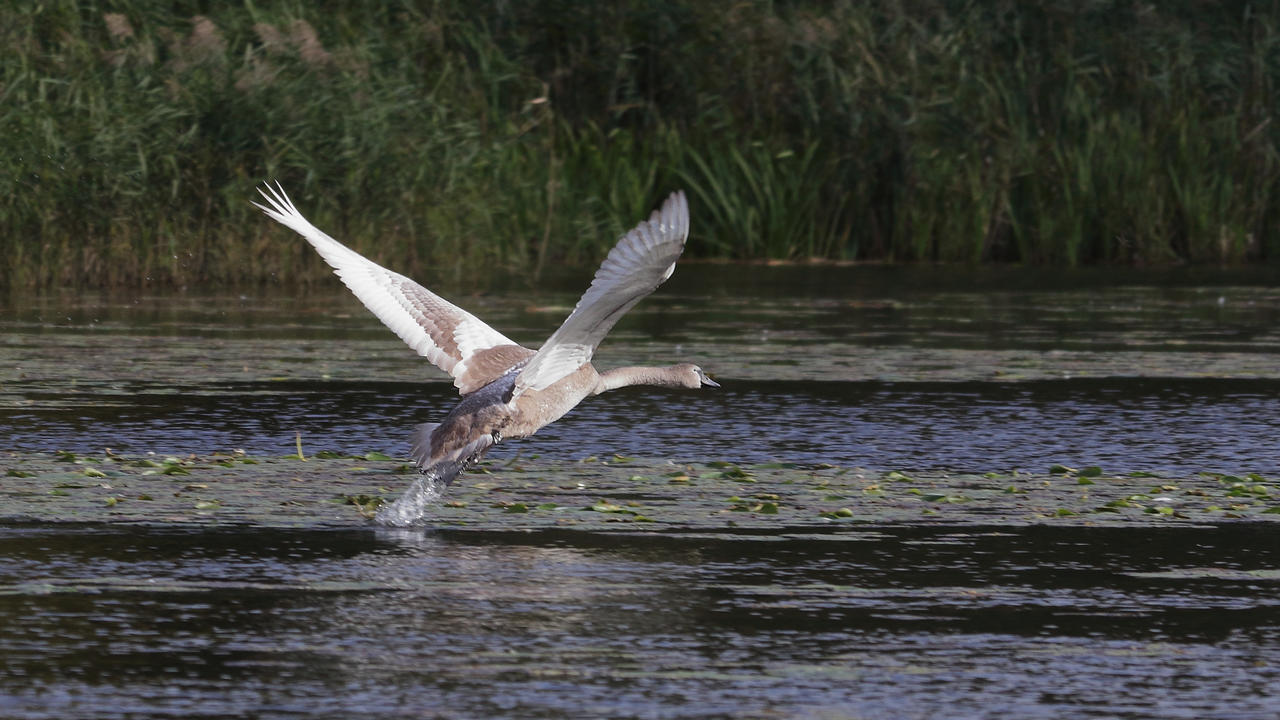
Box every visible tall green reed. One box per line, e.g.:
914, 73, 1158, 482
2, 0, 1278, 290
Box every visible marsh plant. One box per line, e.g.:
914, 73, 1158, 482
4, 1, 1279, 288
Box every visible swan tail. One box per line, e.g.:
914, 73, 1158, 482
408, 422, 496, 486
408, 423, 441, 467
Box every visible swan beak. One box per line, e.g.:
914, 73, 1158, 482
701, 376, 720, 388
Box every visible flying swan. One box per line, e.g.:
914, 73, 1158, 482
253, 183, 717, 524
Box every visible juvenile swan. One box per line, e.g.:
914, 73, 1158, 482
253, 183, 716, 523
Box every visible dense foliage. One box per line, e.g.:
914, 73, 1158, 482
4, 1, 1279, 287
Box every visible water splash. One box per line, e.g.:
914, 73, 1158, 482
375, 472, 446, 526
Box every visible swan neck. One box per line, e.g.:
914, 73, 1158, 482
596, 365, 683, 393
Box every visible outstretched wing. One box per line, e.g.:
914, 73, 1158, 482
512, 191, 690, 399
253, 182, 532, 394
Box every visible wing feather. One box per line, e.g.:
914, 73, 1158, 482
512, 191, 690, 398
253, 182, 526, 393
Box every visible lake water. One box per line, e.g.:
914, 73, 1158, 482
6, 265, 1280, 475
3, 265, 1280, 717
3, 523, 1278, 719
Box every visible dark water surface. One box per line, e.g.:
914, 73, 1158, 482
2, 524, 1278, 719
8, 377, 1280, 476
5, 265, 1280, 475
4, 265, 1280, 717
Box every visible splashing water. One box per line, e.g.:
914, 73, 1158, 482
375, 472, 447, 526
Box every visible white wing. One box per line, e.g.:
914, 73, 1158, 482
512, 191, 690, 398
253, 182, 530, 394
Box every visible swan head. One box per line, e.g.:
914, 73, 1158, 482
673, 363, 720, 389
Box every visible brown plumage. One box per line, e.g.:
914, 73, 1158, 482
254, 184, 717, 524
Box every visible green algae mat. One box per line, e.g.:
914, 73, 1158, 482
4, 450, 1278, 532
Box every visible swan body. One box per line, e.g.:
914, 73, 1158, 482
253, 183, 716, 518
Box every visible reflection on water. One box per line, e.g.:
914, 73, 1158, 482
5, 378, 1280, 475
1, 524, 1278, 719
4, 265, 1280, 474
5, 266, 1280, 718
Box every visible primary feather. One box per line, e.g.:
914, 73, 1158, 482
252, 182, 526, 394
513, 191, 689, 398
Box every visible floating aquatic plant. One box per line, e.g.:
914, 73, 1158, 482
5, 451, 1280, 531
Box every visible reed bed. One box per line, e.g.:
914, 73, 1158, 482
3, 1, 1278, 288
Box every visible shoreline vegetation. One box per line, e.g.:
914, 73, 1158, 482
4, 1, 1279, 289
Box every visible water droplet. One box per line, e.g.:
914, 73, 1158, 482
374, 473, 446, 526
